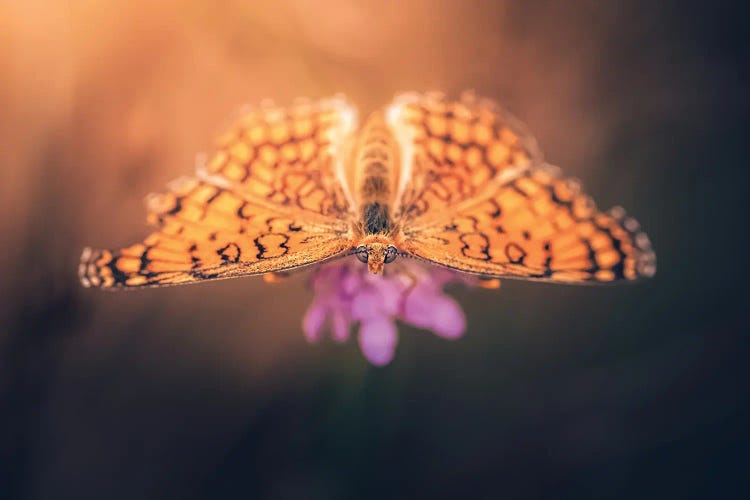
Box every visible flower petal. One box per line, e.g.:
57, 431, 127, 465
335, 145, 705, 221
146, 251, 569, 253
371, 276, 405, 315
303, 258, 476, 364
340, 264, 363, 296
350, 285, 385, 321
331, 310, 350, 343
401, 284, 440, 329
358, 317, 398, 366
302, 300, 327, 343
428, 296, 466, 339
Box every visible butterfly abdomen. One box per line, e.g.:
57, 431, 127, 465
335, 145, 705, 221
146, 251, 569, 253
354, 112, 399, 234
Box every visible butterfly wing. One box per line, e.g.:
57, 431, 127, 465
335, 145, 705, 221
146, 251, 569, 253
386, 91, 541, 222
199, 95, 357, 217
80, 97, 358, 289
388, 92, 656, 283
402, 166, 656, 283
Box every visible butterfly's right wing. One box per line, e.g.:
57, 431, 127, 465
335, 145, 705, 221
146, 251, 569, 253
388, 92, 655, 283
386, 91, 541, 222
401, 166, 656, 283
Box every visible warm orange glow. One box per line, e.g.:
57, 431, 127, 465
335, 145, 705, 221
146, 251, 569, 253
0, 0, 666, 374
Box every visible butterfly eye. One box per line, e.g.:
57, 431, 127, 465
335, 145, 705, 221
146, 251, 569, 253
355, 246, 369, 264
384, 245, 398, 264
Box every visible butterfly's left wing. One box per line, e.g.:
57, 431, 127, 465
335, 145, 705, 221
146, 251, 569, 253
80, 96, 360, 289
80, 177, 353, 288
402, 166, 656, 283
200, 95, 357, 218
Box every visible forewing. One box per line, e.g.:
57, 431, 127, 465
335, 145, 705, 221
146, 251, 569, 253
387, 91, 541, 221
79, 178, 353, 289
403, 167, 656, 283
199, 95, 357, 217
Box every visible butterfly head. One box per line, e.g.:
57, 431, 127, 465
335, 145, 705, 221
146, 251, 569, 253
354, 237, 398, 275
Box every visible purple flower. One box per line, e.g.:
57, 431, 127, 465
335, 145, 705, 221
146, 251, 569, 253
302, 258, 481, 366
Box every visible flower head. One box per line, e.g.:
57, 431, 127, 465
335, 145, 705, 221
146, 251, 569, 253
302, 257, 479, 366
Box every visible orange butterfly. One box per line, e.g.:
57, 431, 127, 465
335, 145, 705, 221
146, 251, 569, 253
79, 91, 656, 289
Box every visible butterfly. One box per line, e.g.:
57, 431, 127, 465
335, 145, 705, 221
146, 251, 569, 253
79, 91, 656, 289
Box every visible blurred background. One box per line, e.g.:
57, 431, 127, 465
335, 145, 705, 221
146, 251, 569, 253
1, 1, 747, 498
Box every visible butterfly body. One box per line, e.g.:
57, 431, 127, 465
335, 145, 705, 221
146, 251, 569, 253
80, 92, 655, 289
349, 112, 403, 273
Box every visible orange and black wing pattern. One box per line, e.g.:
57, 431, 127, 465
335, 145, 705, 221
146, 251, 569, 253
402, 165, 656, 283
80, 97, 358, 289
199, 95, 357, 217
390, 92, 655, 283
387, 91, 540, 222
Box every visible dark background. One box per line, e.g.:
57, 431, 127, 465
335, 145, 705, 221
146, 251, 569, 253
1, 1, 748, 498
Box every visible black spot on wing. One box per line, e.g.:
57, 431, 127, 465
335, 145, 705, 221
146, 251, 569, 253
166, 197, 183, 215
217, 242, 241, 263
505, 242, 527, 264
253, 233, 290, 259
109, 257, 132, 285
460, 232, 491, 261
